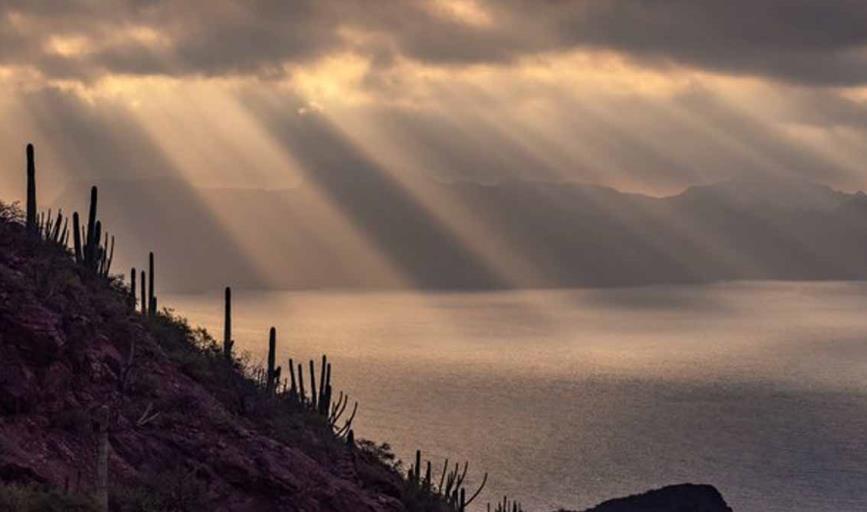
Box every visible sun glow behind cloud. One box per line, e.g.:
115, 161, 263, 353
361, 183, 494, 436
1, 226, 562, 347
427, 0, 494, 27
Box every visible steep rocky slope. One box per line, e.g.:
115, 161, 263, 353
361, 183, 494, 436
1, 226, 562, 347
0, 200, 734, 511
0, 202, 414, 511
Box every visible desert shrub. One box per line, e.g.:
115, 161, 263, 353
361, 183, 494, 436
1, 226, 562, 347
0, 484, 98, 512
111, 464, 211, 512
0, 201, 22, 224
111, 486, 163, 512
357, 439, 399, 470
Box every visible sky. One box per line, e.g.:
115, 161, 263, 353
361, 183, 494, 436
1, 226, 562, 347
3, 0, 867, 200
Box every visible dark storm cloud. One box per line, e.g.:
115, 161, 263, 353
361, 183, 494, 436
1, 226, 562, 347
534, 0, 867, 87
2, 0, 867, 86
0, 0, 346, 79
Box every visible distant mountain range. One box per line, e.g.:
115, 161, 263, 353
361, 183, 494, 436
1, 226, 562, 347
51, 175, 867, 292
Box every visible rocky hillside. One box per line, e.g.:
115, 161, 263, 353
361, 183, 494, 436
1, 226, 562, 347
0, 199, 733, 511
0, 201, 426, 511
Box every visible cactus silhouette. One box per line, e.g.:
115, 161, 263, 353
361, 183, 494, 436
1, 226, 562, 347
404, 450, 488, 511
101, 234, 114, 277
129, 268, 137, 308
84, 186, 98, 268
140, 270, 146, 315
224, 287, 234, 360
11, 140, 494, 512
147, 252, 155, 317
288, 357, 297, 399
318, 355, 328, 414
297, 363, 306, 404
70, 185, 112, 275
491, 496, 523, 512
91, 220, 102, 270
266, 327, 281, 393
38, 207, 66, 245
72, 213, 82, 263
308, 359, 317, 408
321, 362, 332, 416
25, 144, 36, 233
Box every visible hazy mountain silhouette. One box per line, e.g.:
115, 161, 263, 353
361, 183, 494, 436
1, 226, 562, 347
51, 175, 867, 292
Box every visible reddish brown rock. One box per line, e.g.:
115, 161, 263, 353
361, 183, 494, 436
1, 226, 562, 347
0, 210, 412, 511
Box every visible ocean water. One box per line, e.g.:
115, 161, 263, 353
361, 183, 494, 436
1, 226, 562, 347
165, 282, 867, 511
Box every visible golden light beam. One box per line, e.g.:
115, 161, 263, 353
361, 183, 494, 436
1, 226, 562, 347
122, 78, 412, 289
319, 103, 555, 289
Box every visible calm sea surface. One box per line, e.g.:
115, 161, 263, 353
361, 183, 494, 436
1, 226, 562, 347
165, 282, 867, 511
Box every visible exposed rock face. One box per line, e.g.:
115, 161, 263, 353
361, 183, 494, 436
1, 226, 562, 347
580, 484, 733, 512
0, 203, 735, 511
0, 209, 408, 511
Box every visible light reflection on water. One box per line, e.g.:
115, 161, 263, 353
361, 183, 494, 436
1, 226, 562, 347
165, 282, 867, 511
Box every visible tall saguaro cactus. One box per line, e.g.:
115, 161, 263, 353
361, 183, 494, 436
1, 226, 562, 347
72, 213, 82, 263
266, 327, 281, 393
223, 287, 234, 360
140, 270, 147, 316
147, 252, 155, 317
317, 356, 333, 416
288, 357, 297, 399
25, 144, 36, 233
84, 186, 98, 267
309, 359, 317, 408
129, 268, 137, 308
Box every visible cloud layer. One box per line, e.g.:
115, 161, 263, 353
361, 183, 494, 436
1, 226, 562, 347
3, 1, 867, 85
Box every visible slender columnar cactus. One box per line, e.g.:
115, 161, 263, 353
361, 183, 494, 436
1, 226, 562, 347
147, 252, 155, 317
288, 358, 297, 398
318, 355, 327, 413
140, 270, 147, 316
72, 213, 82, 263
266, 327, 281, 393
297, 363, 306, 404
101, 235, 114, 277
415, 450, 422, 487
130, 268, 137, 308
308, 359, 317, 409
223, 287, 234, 360
42, 208, 52, 239
320, 362, 332, 415
49, 210, 63, 243
25, 144, 36, 233
61, 217, 69, 246
491, 496, 522, 512
91, 220, 102, 271
85, 186, 98, 268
